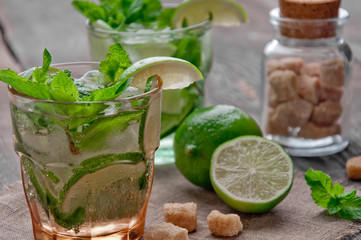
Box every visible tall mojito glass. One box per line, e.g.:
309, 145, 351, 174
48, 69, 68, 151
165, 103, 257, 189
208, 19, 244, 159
9, 62, 162, 239
86, 18, 212, 165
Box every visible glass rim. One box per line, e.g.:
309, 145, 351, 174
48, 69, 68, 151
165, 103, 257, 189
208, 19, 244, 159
10, 61, 163, 105
85, 18, 212, 36
269, 8, 349, 25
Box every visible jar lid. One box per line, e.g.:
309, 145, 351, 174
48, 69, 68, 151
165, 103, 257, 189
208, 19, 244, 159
279, 0, 341, 19
270, 7, 349, 39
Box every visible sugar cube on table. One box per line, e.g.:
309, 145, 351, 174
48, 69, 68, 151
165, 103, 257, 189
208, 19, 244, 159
207, 210, 243, 237
163, 202, 197, 232
346, 156, 361, 180
144, 222, 189, 240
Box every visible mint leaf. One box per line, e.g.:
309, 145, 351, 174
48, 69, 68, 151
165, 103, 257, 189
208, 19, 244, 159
72, 110, 143, 152
42, 48, 52, 75
72, 1, 107, 23
140, 0, 162, 22
99, 43, 132, 82
82, 77, 132, 101
99, 0, 122, 17
173, 36, 201, 68
157, 8, 175, 29
304, 168, 344, 208
0, 69, 52, 100
50, 71, 79, 102
305, 168, 361, 220
73, 0, 167, 30
328, 191, 361, 220
30, 49, 52, 84
125, 0, 143, 22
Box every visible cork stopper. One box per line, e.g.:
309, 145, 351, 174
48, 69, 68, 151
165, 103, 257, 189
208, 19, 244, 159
279, 0, 341, 19
278, 0, 341, 38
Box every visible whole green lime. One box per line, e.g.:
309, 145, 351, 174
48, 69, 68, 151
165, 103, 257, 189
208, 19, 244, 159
174, 105, 262, 189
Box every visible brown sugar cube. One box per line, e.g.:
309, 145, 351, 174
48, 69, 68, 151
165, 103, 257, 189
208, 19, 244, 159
280, 57, 304, 74
163, 202, 197, 232
319, 59, 345, 87
319, 85, 344, 101
207, 210, 243, 237
279, 0, 341, 19
265, 98, 313, 136
265, 108, 289, 136
310, 100, 342, 126
267, 57, 304, 75
346, 156, 361, 180
268, 87, 280, 108
144, 222, 189, 240
297, 74, 320, 104
268, 97, 313, 129
302, 62, 321, 77
268, 70, 298, 104
298, 122, 341, 139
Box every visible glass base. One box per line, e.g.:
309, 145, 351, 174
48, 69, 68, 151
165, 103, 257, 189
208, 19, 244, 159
155, 133, 175, 165
266, 134, 349, 157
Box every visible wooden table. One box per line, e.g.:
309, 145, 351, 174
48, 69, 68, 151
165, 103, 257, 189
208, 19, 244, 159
1, 0, 361, 238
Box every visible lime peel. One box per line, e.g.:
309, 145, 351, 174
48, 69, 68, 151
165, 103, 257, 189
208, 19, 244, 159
210, 135, 294, 213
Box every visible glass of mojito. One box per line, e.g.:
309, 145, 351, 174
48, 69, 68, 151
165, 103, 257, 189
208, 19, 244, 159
1, 42, 201, 239
73, 0, 213, 165
6, 58, 162, 238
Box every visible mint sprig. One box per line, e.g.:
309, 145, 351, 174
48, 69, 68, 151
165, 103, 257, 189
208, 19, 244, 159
72, 0, 163, 29
0, 43, 132, 102
305, 168, 361, 220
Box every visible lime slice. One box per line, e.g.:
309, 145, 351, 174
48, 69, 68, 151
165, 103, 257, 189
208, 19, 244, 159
172, 0, 248, 29
120, 56, 203, 90
62, 159, 147, 219
210, 136, 293, 213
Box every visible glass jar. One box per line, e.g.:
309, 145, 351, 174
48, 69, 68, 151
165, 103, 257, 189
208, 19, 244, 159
261, 8, 353, 157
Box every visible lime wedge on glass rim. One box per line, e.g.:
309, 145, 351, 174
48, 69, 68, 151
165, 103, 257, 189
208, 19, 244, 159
120, 57, 203, 138
210, 135, 294, 213
120, 56, 203, 90
172, 0, 248, 29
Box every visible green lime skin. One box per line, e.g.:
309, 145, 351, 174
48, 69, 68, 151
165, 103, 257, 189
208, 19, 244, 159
174, 105, 262, 189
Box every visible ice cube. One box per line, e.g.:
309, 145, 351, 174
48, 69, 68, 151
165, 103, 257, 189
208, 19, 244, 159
74, 70, 111, 97
116, 86, 144, 99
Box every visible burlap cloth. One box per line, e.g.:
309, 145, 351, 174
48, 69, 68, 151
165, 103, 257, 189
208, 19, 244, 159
1, 164, 360, 240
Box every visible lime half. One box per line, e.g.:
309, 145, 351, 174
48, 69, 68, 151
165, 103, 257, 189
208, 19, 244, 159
120, 56, 203, 90
172, 0, 248, 29
210, 136, 293, 213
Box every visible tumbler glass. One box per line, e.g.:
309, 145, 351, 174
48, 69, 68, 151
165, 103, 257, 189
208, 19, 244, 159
9, 62, 162, 239
86, 19, 212, 165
